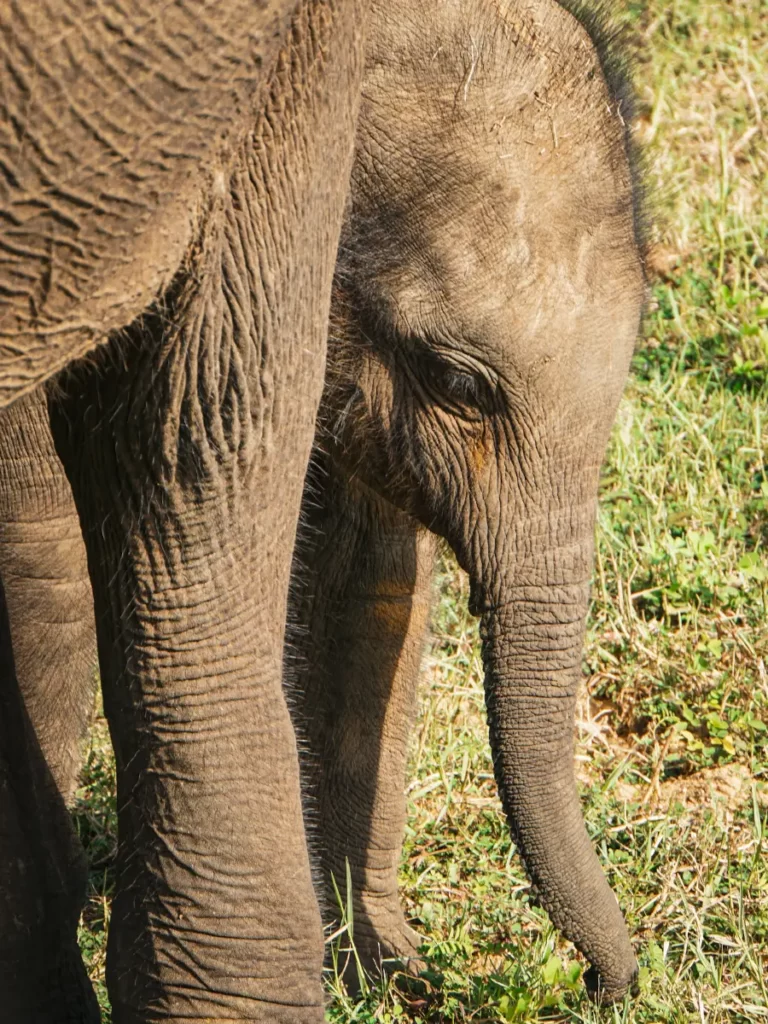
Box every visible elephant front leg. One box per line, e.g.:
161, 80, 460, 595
50, 326, 328, 1023
289, 454, 436, 985
0, 389, 99, 1022
48, 3, 365, 1016
0, 388, 97, 804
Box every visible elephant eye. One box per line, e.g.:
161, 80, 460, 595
418, 350, 490, 420
442, 367, 479, 400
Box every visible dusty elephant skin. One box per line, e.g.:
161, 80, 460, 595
291, 0, 647, 1004
0, 0, 368, 1021
0, 0, 300, 406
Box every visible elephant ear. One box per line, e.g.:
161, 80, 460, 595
0, 0, 297, 406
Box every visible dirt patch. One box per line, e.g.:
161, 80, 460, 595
614, 763, 768, 819
574, 686, 768, 820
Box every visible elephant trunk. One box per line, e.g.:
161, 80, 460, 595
474, 512, 637, 1002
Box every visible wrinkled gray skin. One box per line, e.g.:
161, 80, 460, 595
0, 0, 367, 1020
290, 0, 645, 1004
0, 0, 645, 1016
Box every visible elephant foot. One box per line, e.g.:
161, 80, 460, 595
59, 943, 103, 1024
329, 902, 426, 993
584, 962, 640, 1005
0, 942, 100, 1024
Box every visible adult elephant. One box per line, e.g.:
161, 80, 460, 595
0, 0, 369, 1021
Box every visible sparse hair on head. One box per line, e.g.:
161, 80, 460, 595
553, 0, 651, 262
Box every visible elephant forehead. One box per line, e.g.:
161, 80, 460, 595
356, 84, 641, 355
375, 159, 641, 356
356, 0, 647, 341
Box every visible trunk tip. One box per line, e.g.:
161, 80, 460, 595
584, 958, 639, 1005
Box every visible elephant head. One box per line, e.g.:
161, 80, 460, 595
321, 0, 646, 1001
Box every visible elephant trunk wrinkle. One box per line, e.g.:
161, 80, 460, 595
478, 556, 637, 1003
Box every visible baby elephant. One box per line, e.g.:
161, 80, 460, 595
0, 0, 646, 1012
289, 0, 645, 1004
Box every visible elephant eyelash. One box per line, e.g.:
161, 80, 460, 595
416, 347, 494, 420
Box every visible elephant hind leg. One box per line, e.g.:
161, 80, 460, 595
0, 389, 99, 1022
289, 454, 436, 987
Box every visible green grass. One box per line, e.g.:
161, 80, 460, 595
74, 0, 768, 1019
